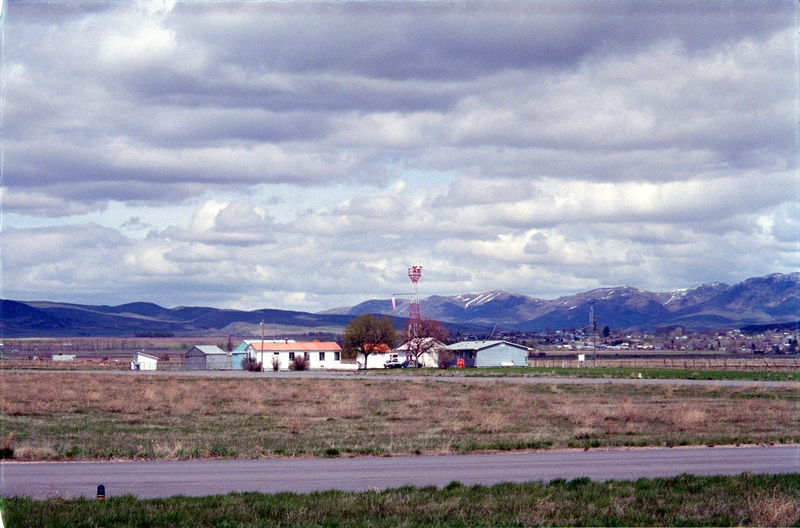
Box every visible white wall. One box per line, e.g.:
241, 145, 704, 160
358, 351, 398, 369
52, 354, 76, 362
252, 349, 345, 371
132, 353, 158, 371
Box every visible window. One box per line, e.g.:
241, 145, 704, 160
319, 352, 325, 361
334, 352, 340, 361
289, 352, 295, 361
304, 352, 310, 361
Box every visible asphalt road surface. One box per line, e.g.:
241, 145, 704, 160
2, 445, 796, 499
12, 368, 798, 389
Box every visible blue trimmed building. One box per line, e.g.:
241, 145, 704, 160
444, 340, 530, 368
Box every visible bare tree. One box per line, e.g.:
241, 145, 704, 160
242, 356, 262, 372
402, 317, 450, 367
437, 347, 456, 369
291, 354, 308, 371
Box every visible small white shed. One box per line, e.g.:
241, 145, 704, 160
131, 351, 158, 371
52, 353, 76, 362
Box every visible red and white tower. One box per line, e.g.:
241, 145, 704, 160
408, 265, 422, 332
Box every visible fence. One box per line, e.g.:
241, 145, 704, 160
0, 357, 186, 370
0, 358, 128, 370
156, 359, 185, 371
528, 356, 800, 371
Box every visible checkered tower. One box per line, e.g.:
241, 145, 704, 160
408, 265, 422, 332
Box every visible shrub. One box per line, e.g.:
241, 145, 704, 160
272, 355, 280, 371
209, 445, 237, 458
241, 356, 262, 372
748, 487, 800, 527
437, 348, 456, 369
444, 480, 463, 491
291, 355, 308, 371
0, 433, 14, 459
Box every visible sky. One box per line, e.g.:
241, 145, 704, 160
0, 0, 797, 312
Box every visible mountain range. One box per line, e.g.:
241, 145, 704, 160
0, 273, 797, 337
327, 272, 800, 333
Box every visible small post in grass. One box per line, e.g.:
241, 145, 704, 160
97, 484, 105, 501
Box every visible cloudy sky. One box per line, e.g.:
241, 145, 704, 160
0, 0, 797, 312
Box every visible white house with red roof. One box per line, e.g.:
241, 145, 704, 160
245, 340, 348, 371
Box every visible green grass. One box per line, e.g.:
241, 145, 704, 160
3, 473, 798, 527
527, 366, 800, 381
384, 366, 800, 382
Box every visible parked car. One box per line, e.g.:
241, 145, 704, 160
402, 360, 423, 368
384, 358, 403, 368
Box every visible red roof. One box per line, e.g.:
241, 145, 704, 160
248, 341, 341, 352
365, 343, 392, 353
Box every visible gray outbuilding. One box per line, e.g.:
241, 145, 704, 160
184, 345, 232, 370
444, 340, 530, 368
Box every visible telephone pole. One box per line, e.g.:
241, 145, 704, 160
590, 302, 598, 368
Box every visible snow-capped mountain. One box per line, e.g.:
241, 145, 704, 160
339, 273, 800, 331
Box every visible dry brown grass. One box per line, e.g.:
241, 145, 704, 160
0, 372, 797, 460
671, 404, 708, 431
748, 487, 800, 527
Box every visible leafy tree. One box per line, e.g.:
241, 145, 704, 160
342, 314, 399, 369
602, 326, 610, 338
402, 317, 450, 367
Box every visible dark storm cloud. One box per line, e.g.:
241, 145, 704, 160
176, 1, 789, 80
2, 0, 796, 309
4, 1, 794, 203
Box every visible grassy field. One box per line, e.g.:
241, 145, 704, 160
389, 365, 800, 382
1, 372, 797, 460
3, 473, 799, 527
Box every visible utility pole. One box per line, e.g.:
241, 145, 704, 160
260, 319, 264, 367
590, 302, 598, 368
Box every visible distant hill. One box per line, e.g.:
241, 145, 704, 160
0, 300, 70, 333
0, 300, 476, 338
0, 301, 364, 338
2, 273, 797, 336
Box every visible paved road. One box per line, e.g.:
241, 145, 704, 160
10, 368, 798, 389
1, 446, 796, 499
